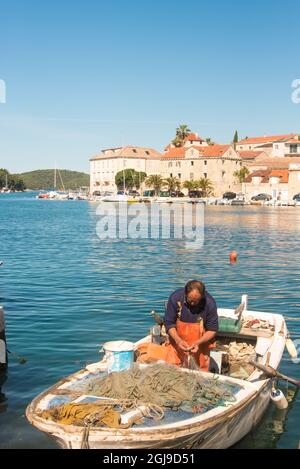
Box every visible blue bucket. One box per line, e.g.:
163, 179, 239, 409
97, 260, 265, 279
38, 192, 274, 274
103, 340, 134, 374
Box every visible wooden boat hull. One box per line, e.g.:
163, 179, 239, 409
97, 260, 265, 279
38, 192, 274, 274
26, 309, 287, 449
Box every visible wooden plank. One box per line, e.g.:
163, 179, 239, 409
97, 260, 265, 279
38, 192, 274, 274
217, 327, 274, 339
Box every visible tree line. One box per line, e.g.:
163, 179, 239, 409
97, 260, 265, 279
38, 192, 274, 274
0, 169, 26, 191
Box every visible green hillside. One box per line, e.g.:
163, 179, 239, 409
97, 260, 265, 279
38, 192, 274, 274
14, 169, 90, 190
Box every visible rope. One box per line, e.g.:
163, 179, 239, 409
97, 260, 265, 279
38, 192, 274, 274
81, 424, 90, 449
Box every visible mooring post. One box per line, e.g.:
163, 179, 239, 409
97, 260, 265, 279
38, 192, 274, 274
0, 306, 8, 371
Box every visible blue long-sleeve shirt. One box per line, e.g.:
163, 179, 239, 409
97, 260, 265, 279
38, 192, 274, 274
164, 288, 219, 333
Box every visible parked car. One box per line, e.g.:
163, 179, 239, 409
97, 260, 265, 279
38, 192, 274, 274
143, 190, 155, 197
128, 190, 140, 197
251, 193, 272, 201
293, 193, 300, 200
170, 191, 185, 198
188, 190, 204, 198
223, 191, 236, 200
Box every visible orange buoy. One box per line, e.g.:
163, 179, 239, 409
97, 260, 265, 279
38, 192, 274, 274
229, 251, 238, 263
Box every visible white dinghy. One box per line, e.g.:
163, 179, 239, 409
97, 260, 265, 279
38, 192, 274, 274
26, 296, 297, 449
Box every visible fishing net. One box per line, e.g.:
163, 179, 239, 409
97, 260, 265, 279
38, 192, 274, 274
82, 363, 237, 413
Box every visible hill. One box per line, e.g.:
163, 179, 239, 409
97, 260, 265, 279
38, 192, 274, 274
14, 169, 90, 190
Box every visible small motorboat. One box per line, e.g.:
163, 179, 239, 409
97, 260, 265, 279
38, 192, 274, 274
26, 296, 297, 449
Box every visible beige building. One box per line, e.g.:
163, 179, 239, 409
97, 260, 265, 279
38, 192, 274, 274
288, 164, 300, 198
90, 145, 161, 194
243, 169, 289, 201
161, 135, 242, 197
243, 164, 300, 201
237, 134, 299, 158
89, 133, 243, 196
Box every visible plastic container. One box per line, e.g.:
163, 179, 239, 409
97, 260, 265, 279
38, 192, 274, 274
103, 340, 134, 374
218, 317, 242, 333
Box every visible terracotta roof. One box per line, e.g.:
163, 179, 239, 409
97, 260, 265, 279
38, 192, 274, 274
90, 145, 162, 161
238, 134, 296, 145
245, 168, 289, 183
163, 144, 232, 159
184, 133, 204, 142
250, 157, 300, 169
269, 169, 289, 183
162, 146, 187, 159
201, 144, 231, 157
237, 151, 263, 160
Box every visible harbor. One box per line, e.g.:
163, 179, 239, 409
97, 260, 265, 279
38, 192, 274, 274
0, 192, 299, 449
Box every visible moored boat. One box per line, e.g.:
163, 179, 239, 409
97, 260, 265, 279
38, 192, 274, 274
26, 298, 295, 449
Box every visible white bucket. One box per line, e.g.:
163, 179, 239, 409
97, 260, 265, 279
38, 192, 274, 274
103, 340, 134, 374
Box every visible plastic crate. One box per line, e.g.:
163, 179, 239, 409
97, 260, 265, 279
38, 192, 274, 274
218, 317, 242, 333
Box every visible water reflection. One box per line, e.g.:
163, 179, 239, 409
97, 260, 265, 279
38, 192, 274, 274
0, 372, 7, 413
234, 386, 299, 449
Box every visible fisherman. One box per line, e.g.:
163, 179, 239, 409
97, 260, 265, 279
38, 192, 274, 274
164, 280, 218, 371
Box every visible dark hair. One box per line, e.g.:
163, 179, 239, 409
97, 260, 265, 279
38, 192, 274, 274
185, 280, 206, 296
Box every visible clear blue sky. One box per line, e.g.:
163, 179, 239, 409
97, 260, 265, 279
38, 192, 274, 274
0, 0, 300, 173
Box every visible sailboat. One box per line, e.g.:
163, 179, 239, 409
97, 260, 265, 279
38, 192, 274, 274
1, 174, 10, 193
100, 161, 140, 203
37, 164, 68, 200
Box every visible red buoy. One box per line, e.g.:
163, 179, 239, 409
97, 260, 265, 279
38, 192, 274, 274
229, 251, 238, 263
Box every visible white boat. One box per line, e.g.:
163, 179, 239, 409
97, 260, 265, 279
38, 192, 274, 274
26, 297, 295, 449
100, 194, 140, 203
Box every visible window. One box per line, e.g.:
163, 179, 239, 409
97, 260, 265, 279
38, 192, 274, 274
191, 161, 194, 166
204, 160, 207, 165
204, 173, 207, 179
190, 173, 194, 180
168, 162, 173, 168
132, 149, 137, 153
222, 159, 225, 165
170, 173, 173, 178
178, 173, 181, 179
145, 150, 150, 155
275, 145, 279, 149
222, 171, 226, 179
290, 144, 298, 154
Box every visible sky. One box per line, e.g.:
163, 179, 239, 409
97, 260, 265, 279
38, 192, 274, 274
0, 0, 300, 173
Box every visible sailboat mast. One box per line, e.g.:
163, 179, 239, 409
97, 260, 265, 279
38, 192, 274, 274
54, 162, 57, 190
123, 158, 125, 193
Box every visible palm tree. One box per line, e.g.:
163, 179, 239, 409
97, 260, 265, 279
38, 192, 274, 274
146, 174, 164, 196
234, 166, 250, 183
196, 178, 214, 197
175, 180, 181, 191
183, 180, 198, 196
164, 177, 179, 193
172, 124, 191, 147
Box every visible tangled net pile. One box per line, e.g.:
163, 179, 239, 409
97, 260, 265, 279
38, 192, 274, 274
84, 364, 236, 412
39, 364, 237, 429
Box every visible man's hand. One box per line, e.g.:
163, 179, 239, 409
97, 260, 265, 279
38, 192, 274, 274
176, 339, 191, 352
189, 343, 199, 354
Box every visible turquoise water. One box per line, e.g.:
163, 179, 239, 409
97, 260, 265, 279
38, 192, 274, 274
0, 192, 299, 448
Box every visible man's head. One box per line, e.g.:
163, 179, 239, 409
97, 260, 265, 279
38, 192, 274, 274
185, 280, 205, 307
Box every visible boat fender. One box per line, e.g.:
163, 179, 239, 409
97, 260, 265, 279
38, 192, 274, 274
270, 388, 288, 410
285, 336, 298, 359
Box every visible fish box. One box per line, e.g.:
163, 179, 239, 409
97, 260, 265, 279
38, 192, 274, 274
218, 317, 242, 333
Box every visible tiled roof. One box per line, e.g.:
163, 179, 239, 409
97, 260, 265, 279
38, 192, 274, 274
184, 133, 204, 142
163, 144, 232, 159
238, 134, 296, 145
90, 145, 162, 161
245, 168, 289, 183
269, 169, 289, 183
238, 151, 264, 160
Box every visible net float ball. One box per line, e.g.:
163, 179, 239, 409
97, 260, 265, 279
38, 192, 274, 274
229, 251, 238, 263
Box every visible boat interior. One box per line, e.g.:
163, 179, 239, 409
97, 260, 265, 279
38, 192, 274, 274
28, 306, 285, 431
